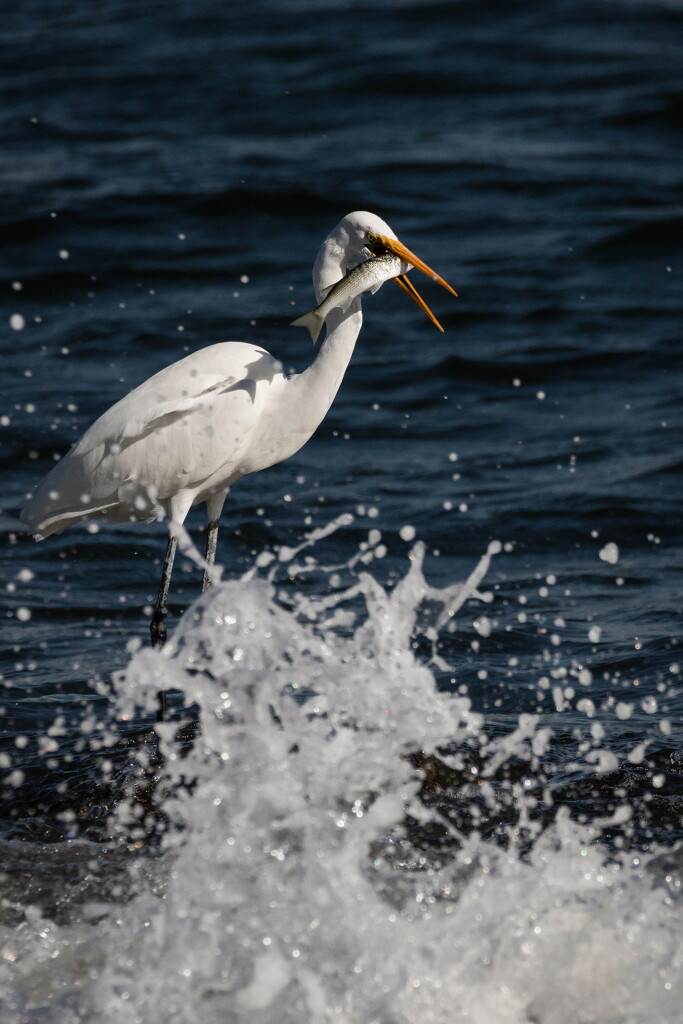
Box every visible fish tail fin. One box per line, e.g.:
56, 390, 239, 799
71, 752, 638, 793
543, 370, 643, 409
290, 310, 324, 343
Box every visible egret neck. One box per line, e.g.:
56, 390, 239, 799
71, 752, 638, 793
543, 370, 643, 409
289, 300, 363, 428
288, 223, 365, 427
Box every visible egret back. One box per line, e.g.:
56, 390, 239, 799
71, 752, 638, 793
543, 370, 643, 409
21, 342, 286, 538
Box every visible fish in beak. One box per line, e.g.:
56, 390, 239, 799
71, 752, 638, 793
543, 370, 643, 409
366, 231, 457, 332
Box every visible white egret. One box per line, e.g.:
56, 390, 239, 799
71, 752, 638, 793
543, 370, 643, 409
21, 211, 456, 650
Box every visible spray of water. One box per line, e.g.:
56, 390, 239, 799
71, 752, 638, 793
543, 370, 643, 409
1, 527, 682, 1024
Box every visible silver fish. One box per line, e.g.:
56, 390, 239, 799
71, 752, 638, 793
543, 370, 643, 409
291, 253, 404, 343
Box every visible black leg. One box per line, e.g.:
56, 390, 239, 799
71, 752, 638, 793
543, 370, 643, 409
202, 519, 219, 592
150, 532, 177, 648
150, 532, 177, 723
156, 688, 168, 723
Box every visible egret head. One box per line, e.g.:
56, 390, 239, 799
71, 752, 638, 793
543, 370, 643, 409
334, 211, 398, 263
312, 211, 457, 324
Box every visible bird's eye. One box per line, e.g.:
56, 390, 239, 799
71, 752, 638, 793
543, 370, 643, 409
365, 231, 385, 254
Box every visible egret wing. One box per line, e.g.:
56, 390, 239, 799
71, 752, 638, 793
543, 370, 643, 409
22, 343, 280, 536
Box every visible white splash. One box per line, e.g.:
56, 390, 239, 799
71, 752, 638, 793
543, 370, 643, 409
1, 536, 682, 1024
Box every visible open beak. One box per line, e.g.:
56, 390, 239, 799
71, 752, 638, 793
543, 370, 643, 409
367, 231, 457, 331
394, 274, 445, 332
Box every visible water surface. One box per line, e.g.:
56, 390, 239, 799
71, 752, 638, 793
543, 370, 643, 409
1, 1, 683, 1020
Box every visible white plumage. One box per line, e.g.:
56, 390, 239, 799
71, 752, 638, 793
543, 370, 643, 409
23, 342, 301, 536
22, 211, 455, 649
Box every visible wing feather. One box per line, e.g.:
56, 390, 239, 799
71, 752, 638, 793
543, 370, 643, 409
22, 342, 280, 536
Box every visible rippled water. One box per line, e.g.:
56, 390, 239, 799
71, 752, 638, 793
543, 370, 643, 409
2, 0, 683, 1020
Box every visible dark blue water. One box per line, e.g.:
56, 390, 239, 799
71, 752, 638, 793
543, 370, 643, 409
2, 1, 683, 1019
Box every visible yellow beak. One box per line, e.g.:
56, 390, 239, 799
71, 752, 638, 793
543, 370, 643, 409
367, 231, 457, 331
394, 273, 445, 332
